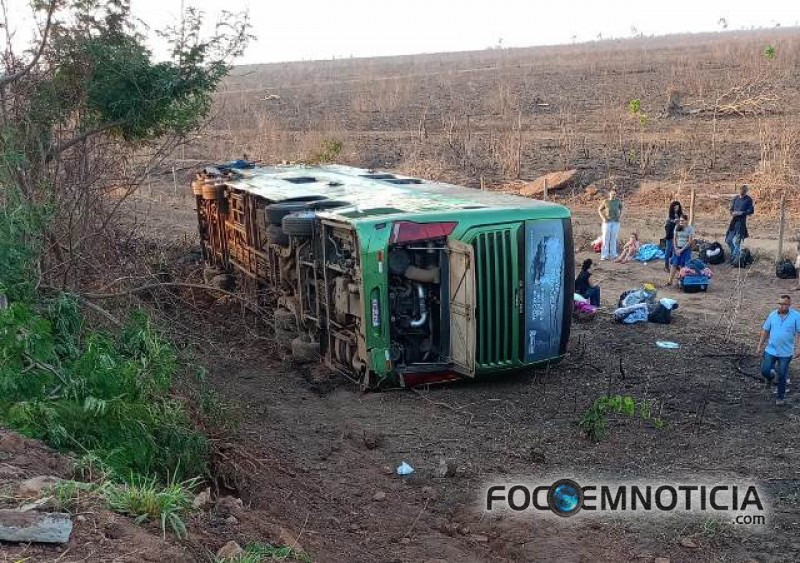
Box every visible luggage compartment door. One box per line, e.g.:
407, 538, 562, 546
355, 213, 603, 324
448, 239, 476, 376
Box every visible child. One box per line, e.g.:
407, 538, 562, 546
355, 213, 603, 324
614, 232, 641, 264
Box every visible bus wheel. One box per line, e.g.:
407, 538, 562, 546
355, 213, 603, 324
282, 213, 315, 237
266, 201, 314, 225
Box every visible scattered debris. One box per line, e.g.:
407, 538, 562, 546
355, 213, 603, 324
519, 169, 580, 197
396, 462, 414, 476
656, 341, 680, 350
471, 533, 489, 543
0, 509, 73, 544
421, 486, 437, 500
373, 491, 387, 502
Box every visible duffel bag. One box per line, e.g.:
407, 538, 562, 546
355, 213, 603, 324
776, 258, 797, 279
700, 242, 725, 265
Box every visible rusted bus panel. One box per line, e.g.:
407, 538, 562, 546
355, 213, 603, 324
198, 197, 230, 270
196, 185, 278, 307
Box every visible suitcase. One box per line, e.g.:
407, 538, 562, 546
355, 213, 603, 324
679, 274, 709, 293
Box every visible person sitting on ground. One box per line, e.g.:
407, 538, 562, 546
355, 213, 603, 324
757, 294, 800, 406
614, 232, 641, 263
575, 258, 601, 306
665, 215, 694, 287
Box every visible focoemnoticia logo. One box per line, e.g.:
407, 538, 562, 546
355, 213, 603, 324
486, 480, 767, 524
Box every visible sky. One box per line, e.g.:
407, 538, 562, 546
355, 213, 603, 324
9, 0, 799, 65
129, 0, 799, 64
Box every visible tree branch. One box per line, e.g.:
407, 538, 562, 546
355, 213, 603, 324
46, 119, 126, 162
0, 0, 57, 89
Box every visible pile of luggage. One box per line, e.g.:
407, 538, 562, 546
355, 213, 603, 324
614, 284, 678, 325
678, 258, 712, 293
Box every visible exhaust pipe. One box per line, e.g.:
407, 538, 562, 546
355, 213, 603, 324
409, 284, 428, 328
404, 265, 440, 284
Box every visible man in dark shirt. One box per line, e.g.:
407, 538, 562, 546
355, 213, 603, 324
725, 184, 754, 264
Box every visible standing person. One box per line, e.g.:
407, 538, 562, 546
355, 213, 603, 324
757, 294, 800, 405
665, 214, 694, 286
725, 184, 754, 264
575, 258, 600, 306
663, 201, 683, 272
598, 188, 622, 261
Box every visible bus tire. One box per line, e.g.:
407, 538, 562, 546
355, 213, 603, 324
291, 336, 320, 363
266, 201, 313, 225
282, 213, 315, 237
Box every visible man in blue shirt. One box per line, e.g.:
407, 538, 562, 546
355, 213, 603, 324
726, 184, 754, 264
757, 294, 800, 405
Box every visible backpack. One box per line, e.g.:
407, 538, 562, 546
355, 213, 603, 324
699, 242, 725, 265
776, 259, 797, 279
648, 303, 673, 324
732, 248, 753, 268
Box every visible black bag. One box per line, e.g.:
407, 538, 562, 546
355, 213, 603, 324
732, 248, 753, 268
776, 259, 797, 279
700, 242, 725, 265
648, 303, 673, 324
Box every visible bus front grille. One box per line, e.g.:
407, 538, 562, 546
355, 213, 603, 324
472, 228, 518, 368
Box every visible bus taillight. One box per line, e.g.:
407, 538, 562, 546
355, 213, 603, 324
390, 221, 457, 243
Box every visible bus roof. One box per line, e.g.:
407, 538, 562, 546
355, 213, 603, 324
222, 163, 569, 223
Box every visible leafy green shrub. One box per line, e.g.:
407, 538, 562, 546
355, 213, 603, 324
0, 299, 208, 481
102, 474, 200, 539
580, 395, 664, 442
764, 45, 777, 60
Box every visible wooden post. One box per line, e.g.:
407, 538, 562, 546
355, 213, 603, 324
172, 166, 178, 197
777, 192, 787, 261
688, 187, 696, 225
480, 176, 485, 191
543, 179, 548, 201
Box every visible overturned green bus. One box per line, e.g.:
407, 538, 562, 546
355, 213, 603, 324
193, 162, 573, 388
